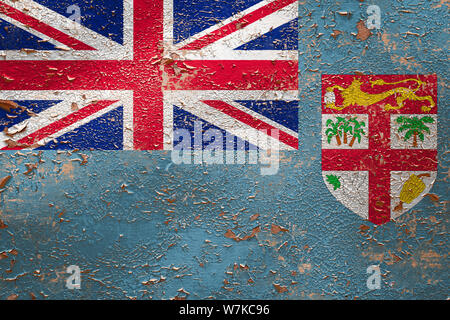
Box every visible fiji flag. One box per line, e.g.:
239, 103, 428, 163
0, 0, 299, 150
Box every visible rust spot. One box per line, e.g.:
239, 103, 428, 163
0, 219, 8, 229
273, 283, 288, 293
331, 30, 342, 39
426, 193, 440, 203
271, 224, 288, 234
79, 154, 89, 165
24, 163, 38, 175
0, 175, 11, 188
0, 100, 18, 112
224, 226, 260, 242
7, 294, 18, 300
356, 20, 372, 41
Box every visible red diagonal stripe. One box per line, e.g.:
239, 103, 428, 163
202, 100, 298, 149
2, 100, 118, 150
0, 1, 95, 50
180, 0, 297, 50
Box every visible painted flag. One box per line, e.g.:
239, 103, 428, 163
321, 74, 438, 225
0, 0, 299, 150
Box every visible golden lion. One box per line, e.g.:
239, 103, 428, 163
324, 78, 435, 112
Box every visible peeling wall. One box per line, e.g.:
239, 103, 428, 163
0, 0, 448, 300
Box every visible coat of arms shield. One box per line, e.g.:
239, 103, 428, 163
322, 74, 438, 225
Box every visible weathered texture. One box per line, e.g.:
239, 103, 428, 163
0, 0, 448, 300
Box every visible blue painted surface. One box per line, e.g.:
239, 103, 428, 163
236, 100, 299, 132
0, 1, 448, 300
32, 0, 125, 44
173, 0, 263, 43
236, 19, 299, 50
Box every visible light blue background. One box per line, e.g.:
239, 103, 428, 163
0, 0, 448, 299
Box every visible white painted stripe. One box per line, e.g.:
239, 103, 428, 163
163, 90, 299, 102
174, 100, 293, 150
184, 2, 298, 59
168, 0, 281, 50
175, 50, 298, 61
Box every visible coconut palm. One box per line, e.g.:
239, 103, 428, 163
337, 117, 353, 145
396, 116, 434, 147
325, 118, 343, 145
348, 117, 366, 147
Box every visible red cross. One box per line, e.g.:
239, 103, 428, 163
0, 0, 297, 150
322, 75, 438, 225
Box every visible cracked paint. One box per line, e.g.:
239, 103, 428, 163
0, 0, 448, 300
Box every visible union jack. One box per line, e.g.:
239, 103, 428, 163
0, 0, 299, 150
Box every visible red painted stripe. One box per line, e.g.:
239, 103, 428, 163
0, 60, 297, 92
0, 1, 95, 50
202, 100, 298, 149
163, 60, 298, 91
322, 149, 437, 171
181, 0, 297, 50
132, 0, 164, 150
0, 60, 130, 90
2, 100, 118, 150
368, 169, 391, 225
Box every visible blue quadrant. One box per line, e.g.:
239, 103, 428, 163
173, 0, 263, 44
173, 106, 255, 150
0, 19, 58, 50
38, 106, 124, 150
236, 100, 298, 132
32, 0, 124, 44
236, 19, 298, 50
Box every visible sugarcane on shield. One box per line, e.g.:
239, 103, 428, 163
321, 75, 438, 225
